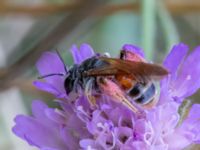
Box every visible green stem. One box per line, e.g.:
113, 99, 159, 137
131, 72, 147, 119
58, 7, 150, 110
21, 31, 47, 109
141, 0, 156, 60
157, 1, 179, 53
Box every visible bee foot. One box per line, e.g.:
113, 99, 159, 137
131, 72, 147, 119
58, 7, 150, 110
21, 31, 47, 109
85, 94, 98, 109
120, 95, 139, 113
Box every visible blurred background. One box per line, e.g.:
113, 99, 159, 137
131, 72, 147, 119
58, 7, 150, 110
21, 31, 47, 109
0, 0, 200, 149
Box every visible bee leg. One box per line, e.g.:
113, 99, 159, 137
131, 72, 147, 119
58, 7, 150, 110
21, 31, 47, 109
98, 78, 139, 113
115, 93, 139, 113
73, 78, 80, 93
85, 79, 97, 106
87, 95, 97, 106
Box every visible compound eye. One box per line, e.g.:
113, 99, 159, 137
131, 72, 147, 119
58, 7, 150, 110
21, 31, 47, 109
64, 77, 74, 94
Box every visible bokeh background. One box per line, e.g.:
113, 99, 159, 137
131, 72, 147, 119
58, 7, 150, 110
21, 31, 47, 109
0, 0, 200, 149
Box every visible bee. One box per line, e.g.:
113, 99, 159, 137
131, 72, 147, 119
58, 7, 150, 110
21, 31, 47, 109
39, 49, 168, 113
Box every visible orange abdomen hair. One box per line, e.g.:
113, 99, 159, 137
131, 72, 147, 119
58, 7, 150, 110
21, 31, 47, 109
115, 74, 136, 90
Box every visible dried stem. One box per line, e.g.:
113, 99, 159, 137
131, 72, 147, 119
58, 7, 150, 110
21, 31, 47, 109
0, 2, 200, 16
0, 0, 107, 91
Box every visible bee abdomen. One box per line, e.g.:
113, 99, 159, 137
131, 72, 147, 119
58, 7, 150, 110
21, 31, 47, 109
128, 83, 144, 97
135, 83, 156, 104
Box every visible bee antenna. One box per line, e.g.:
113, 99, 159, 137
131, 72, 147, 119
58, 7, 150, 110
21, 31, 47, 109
55, 49, 68, 74
38, 73, 65, 79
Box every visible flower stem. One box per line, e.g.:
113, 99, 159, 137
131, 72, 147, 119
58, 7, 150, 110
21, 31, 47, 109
157, 1, 180, 54
141, 0, 156, 60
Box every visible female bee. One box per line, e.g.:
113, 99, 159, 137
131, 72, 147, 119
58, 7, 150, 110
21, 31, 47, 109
39, 49, 168, 113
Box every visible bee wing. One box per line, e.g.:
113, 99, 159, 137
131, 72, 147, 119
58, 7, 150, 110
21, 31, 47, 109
84, 57, 168, 83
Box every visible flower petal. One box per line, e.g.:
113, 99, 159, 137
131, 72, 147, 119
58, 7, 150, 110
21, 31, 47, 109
129, 141, 147, 150
122, 44, 145, 58
60, 127, 80, 150
41, 148, 59, 150
114, 126, 132, 145
163, 43, 188, 82
12, 115, 67, 150
33, 81, 66, 98
45, 108, 66, 125
70, 43, 95, 64
32, 100, 48, 119
35, 52, 66, 97
79, 139, 100, 149
173, 46, 200, 99
164, 132, 191, 150
147, 102, 179, 129
12, 100, 68, 150
178, 104, 200, 143
161, 44, 200, 103
159, 43, 188, 104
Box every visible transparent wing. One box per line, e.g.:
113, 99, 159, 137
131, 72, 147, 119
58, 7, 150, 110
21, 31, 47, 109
84, 57, 168, 83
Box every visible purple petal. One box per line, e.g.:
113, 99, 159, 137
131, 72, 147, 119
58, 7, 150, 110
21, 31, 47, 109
31, 100, 58, 128
32, 100, 48, 119
60, 127, 80, 150
102, 106, 133, 128
12, 115, 67, 150
70, 43, 95, 64
161, 44, 200, 103
45, 108, 66, 125
164, 132, 191, 150
158, 89, 174, 106
133, 119, 148, 141
79, 139, 98, 149
122, 44, 145, 58
159, 43, 188, 104
129, 141, 147, 150
41, 148, 59, 150
148, 102, 179, 129
163, 43, 188, 81
35, 52, 66, 97
149, 145, 168, 150
36, 52, 66, 75
145, 102, 180, 147
96, 131, 116, 149
33, 81, 61, 97
66, 113, 90, 139
164, 114, 195, 150
161, 43, 188, 89
70, 45, 82, 64
114, 127, 132, 145
75, 95, 90, 112
179, 104, 200, 143
12, 100, 68, 150
173, 46, 200, 99
86, 110, 107, 135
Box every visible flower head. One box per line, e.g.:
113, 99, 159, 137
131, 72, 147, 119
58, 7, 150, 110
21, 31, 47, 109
13, 43, 200, 150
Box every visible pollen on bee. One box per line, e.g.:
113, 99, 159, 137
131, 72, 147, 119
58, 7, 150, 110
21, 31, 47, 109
115, 74, 135, 90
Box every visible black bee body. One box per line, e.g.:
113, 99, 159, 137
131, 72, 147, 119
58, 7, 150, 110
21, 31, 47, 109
64, 56, 156, 105
64, 56, 107, 94
38, 49, 167, 112
128, 82, 156, 105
